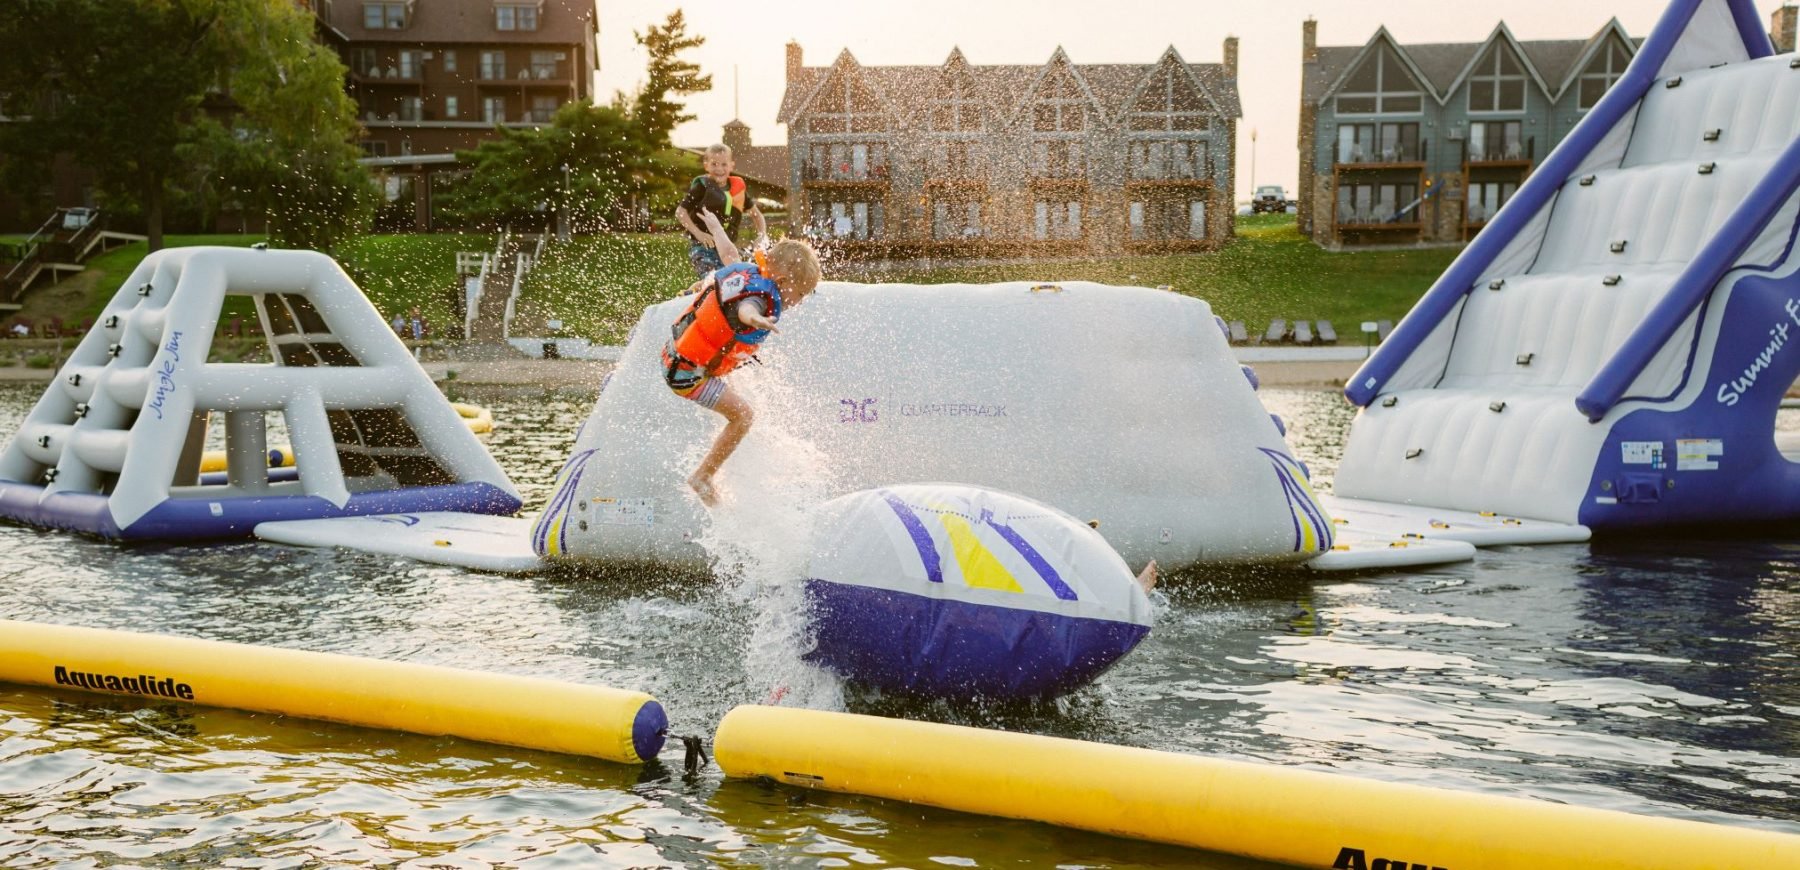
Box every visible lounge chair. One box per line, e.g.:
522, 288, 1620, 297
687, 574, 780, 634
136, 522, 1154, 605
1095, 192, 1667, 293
1316, 320, 1338, 344
1262, 319, 1287, 344
1228, 320, 1248, 344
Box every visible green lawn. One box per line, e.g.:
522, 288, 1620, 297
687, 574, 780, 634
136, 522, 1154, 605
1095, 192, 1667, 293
20, 216, 1459, 345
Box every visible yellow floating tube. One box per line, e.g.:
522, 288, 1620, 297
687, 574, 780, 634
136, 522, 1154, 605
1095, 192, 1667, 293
714, 706, 1800, 869
0, 619, 665, 764
453, 401, 494, 435
197, 403, 494, 471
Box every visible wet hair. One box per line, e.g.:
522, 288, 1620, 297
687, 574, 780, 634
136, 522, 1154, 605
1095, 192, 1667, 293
705, 143, 733, 159
766, 239, 821, 293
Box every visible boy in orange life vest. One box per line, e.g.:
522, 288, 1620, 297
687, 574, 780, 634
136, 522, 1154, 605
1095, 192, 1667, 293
662, 210, 821, 507
675, 144, 767, 278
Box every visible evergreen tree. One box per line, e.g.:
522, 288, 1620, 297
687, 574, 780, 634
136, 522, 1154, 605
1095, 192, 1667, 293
632, 10, 711, 148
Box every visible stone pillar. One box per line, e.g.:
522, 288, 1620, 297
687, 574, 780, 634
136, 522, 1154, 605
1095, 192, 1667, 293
1773, 5, 1797, 53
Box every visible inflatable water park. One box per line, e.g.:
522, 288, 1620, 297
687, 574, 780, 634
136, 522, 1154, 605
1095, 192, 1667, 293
2, 0, 1798, 865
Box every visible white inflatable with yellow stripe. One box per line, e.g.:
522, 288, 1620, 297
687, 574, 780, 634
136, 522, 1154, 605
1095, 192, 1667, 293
803, 483, 1152, 698
534, 281, 1333, 571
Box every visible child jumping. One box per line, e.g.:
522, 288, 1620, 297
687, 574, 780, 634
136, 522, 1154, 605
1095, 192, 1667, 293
662, 209, 820, 506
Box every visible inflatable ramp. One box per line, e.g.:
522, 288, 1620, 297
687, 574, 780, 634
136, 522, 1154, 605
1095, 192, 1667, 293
0, 246, 519, 539
1338, 0, 1800, 531
534, 281, 1365, 574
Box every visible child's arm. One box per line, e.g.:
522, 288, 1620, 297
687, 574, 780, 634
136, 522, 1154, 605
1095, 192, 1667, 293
697, 207, 742, 267
735, 297, 777, 333
674, 203, 710, 246
749, 204, 769, 248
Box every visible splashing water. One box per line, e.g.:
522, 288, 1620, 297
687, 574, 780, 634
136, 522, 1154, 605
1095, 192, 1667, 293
688, 379, 846, 712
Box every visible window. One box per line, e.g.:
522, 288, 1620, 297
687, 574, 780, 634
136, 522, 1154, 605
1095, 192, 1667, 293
483, 96, 506, 123
399, 96, 422, 121
1466, 181, 1519, 224
1130, 65, 1210, 132
932, 198, 983, 240
529, 51, 559, 80
1336, 123, 1419, 163
1034, 200, 1082, 240
397, 50, 419, 79
442, 50, 457, 73
480, 51, 506, 80
353, 48, 378, 76
803, 74, 887, 134
806, 142, 888, 181
1333, 46, 1423, 115
1031, 140, 1083, 178
1468, 43, 1527, 113
444, 95, 459, 118
1129, 199, 1207, 241
1336, 182, 1418, 225
1130, 140, 1208, 179
360, 140, 388, 157
362, 2, 406, 29
1577, 39, 1632, 110
1031, 67, 1086, 132
530, 95, 558, 123
1468, 121, 1523, 161
810, 198, 884, 240
496, 3, 539, 31
930, 70, 982, 132
935, 140, 977, 178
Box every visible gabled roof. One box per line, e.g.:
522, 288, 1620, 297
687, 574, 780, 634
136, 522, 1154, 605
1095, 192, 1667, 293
1118, 47, 1230, 122
1306, 19, 1638, 108
777, 45, 1242, 129
1001, 47, 1110, 128
779, 49, 900, 126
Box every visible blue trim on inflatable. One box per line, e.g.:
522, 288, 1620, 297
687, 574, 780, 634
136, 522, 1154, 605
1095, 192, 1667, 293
0, 480, 520, 541
1727, 0, 1776, 59
1342, 0, 1722, 407
1580, 268, 1800, 528
981, 511, 1078, 601
881, 490, 944, 584
803, 580, 1150, 699
631, 699, 668, 762
1576, 134, 1800, 420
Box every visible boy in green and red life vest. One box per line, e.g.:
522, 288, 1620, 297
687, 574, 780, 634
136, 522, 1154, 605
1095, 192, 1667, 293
675, 143, 768, 278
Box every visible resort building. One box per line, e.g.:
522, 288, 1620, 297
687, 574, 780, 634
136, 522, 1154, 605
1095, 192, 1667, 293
1297, 17, 1644, 247
306, 0, 599, 228
775, 40, 1243, 257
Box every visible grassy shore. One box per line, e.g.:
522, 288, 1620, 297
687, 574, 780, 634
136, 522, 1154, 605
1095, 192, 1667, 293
11, 216, 1459, 345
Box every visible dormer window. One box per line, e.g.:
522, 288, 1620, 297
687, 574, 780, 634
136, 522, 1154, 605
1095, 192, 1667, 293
362, 1, 409, 30
495, 1, 541, 32
1577, 39, 1632, 110
1468, 43, 1527, 113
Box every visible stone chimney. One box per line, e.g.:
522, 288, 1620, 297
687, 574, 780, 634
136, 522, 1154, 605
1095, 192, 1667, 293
1774, 5, 1797, 54
1223, 36, 1238, 77
1303, 18, 1319, 63
786, 41, 803, 82
723, 119, 751, 153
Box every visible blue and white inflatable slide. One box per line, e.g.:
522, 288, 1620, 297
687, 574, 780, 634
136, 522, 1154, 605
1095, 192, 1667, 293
1336, 0, 1800, 531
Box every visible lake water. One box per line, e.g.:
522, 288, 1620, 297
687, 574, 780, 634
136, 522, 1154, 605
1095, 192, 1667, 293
0, 381, 1796, 868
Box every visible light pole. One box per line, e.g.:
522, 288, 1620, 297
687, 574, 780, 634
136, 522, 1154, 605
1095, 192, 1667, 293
1250, 127, 1258, 201
558, 162, 571, 242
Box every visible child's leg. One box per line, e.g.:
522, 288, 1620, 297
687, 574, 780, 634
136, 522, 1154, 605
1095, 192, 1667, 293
688, 383, 754, 506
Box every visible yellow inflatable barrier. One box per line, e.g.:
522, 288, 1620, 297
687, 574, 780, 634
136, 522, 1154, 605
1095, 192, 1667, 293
0, 619, 665, 764
714, 706, 1800, 869
197, 403, 494, 472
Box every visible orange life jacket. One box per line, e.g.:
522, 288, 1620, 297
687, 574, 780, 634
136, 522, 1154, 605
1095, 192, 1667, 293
665, 255, 783, 377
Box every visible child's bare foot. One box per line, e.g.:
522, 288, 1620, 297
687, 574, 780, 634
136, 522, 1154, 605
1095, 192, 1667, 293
688, 474, 720, 508
1136, 559, 1159, 593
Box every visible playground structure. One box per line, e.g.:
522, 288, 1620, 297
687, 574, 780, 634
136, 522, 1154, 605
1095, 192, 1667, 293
1338, 0, 1800, 531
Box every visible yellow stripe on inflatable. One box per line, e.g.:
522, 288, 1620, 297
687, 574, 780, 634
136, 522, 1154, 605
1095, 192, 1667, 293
0, 620, 665, 764
714, 706, 1800, 869
938, 513, 1023, 593
197, 404, 493, 472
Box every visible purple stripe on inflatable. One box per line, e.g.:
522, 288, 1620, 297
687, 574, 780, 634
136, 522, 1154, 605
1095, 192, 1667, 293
534, 448, 594, 555
803, 579, 1149, 699
982, 513, 1078, 601
881, 491, 943, 584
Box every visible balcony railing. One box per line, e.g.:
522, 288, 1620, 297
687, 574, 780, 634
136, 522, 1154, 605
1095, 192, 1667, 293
1335, 141, 1427, 166
1335, 205, 1422, 227
802, 164, 890, 183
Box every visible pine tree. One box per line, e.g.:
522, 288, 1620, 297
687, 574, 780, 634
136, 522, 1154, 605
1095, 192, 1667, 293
631, 10, 711, 148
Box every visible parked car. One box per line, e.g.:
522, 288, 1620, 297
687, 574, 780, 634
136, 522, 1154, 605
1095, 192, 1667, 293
1252, 186, 1293, 214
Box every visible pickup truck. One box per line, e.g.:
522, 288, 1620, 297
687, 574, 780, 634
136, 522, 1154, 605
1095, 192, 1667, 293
1252, 186, 1293, 214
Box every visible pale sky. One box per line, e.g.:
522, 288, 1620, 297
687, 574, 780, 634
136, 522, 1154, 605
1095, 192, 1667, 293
593, 1, 1788, 201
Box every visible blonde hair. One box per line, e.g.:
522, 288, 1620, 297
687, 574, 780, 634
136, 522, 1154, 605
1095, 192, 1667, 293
766, 238, 821, 293
704, 143, 733, 159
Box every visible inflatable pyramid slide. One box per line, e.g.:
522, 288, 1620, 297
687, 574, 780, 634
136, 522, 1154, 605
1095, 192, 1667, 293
1337, 0, 1800, 532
